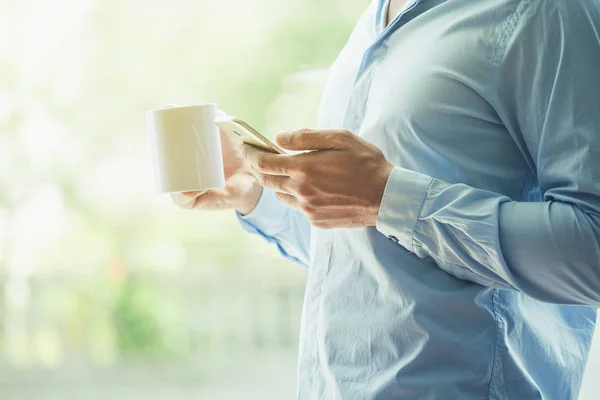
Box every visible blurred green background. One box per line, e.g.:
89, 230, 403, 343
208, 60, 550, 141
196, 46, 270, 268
0, 0, 365, 398
1, 0, 600, 399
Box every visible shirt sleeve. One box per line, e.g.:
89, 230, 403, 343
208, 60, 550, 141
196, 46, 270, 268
237, 188, 311, 267
376, 1, 600, 306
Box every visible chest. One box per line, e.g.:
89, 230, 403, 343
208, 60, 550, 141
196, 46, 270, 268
318, 0, 529, 198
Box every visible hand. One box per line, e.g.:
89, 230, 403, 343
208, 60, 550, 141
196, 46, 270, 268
242, 128, 394, 229
170, 109, 262, 215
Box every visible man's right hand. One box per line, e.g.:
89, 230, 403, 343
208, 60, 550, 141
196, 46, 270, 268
171, 124, 263, 216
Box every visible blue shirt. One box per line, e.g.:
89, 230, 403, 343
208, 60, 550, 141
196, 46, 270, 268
238, 0, 600, 398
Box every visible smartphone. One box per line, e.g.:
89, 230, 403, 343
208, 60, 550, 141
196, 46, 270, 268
214, 115, 286, 154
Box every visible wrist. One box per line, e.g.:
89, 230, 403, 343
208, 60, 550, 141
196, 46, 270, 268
235, 179, 263, 216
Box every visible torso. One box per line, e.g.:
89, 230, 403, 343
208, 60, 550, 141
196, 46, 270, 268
301, 0, 597, 398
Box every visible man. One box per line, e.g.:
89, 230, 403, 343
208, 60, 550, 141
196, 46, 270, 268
173, 0, 600, 398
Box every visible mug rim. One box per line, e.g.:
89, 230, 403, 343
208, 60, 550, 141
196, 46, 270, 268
147, 103, 217, 113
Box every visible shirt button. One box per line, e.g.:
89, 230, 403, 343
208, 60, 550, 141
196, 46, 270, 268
388, 235, 399, 244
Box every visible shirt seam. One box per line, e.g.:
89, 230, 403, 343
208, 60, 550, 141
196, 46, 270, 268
488, 0, 534, 101
312, 236, 334, 395
486, 2, 534, 398
488, 289, 502, 400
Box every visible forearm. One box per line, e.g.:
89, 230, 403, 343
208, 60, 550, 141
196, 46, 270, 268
377, 167, 600, 306
498, 200, 600, 305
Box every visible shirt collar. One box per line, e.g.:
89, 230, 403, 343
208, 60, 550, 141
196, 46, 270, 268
376, 0, 422, 35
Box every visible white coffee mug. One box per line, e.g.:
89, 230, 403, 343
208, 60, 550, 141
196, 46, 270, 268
146, 104, 225, 193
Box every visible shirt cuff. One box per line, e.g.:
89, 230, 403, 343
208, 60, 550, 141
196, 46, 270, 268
237, 188, 287, 233
376, 167, 433, 252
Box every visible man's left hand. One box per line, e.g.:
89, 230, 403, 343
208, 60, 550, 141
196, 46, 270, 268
242, 129, 394, 229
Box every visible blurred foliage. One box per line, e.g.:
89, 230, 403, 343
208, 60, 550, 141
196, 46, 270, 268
113, 277, 165, 359
0, 0, 367, 372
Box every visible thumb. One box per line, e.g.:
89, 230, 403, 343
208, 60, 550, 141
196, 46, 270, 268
275, 128, 347, 151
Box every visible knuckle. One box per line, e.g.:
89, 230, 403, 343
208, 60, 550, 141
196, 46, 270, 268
305, 212, 317, 225
294, 128, 311, 143
297, 127, 311, 136
372, 151, 385, 164
300, 202, 314, 215
335, 130, 352, 145
258, 174, 270, 187
366, 141, 384, 156
275, 192, 286, 202
307, 196, 324, 208
295, 164, 312, 180
296, 182, 313, 198
312, 221, 328, 229
294, 168, 307, 180
301, 161, 314, 173
256, 157, 268, 171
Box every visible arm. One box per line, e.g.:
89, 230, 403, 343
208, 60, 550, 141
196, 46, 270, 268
238, 188, 311, 267
376, 1, 600, 306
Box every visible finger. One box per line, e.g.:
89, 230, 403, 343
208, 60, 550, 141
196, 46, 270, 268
181, 190, 208, 198
242, 144, 294, 176
249, 165, 262, 182
171, 190, 209, 209
254, 172, 293, 194
170, 192, 198, 209
276, 128, 350, 151
275, 192, 302, 211
191, 189, 230, 210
